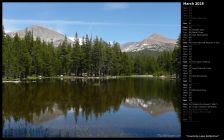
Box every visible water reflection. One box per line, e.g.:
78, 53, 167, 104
124, 98, 175, 116
3, 78, 181, 137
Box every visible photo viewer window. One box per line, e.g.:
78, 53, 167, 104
2, 1, 223, 139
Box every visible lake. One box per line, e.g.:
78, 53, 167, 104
2, 78, 181, 138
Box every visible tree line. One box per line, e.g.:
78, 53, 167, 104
2, 26, 181, 80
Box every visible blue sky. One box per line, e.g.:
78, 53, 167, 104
3, 2, 180, 44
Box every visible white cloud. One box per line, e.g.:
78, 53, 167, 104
4, 19, 85, 25
3, 19, 180, 27
102, 3, 129, 10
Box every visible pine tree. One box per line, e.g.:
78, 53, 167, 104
71, 33, 82, 76
12, 34, 22, 78
2, 26, 6, 77
19, 35, 32, 79
92, 36, 103, 76
3, 34, 13, 79
121, 53, 133, 75
81, 34, 92, 76
103, 43, 113, 75
111, 42, 122, 75
58, 36, 71, 75
172, 34, 181, 77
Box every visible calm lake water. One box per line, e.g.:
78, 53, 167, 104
3, 78, 181, 138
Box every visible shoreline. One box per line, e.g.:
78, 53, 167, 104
2, 75, 177, 83
2, 81, 21, 83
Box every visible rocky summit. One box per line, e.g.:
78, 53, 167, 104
121, 34, 176, 52
7, 25, 73, 47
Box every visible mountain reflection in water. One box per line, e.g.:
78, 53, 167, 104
3, 78, 181, 137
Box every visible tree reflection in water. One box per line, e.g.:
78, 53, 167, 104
3, 78, 181, 137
